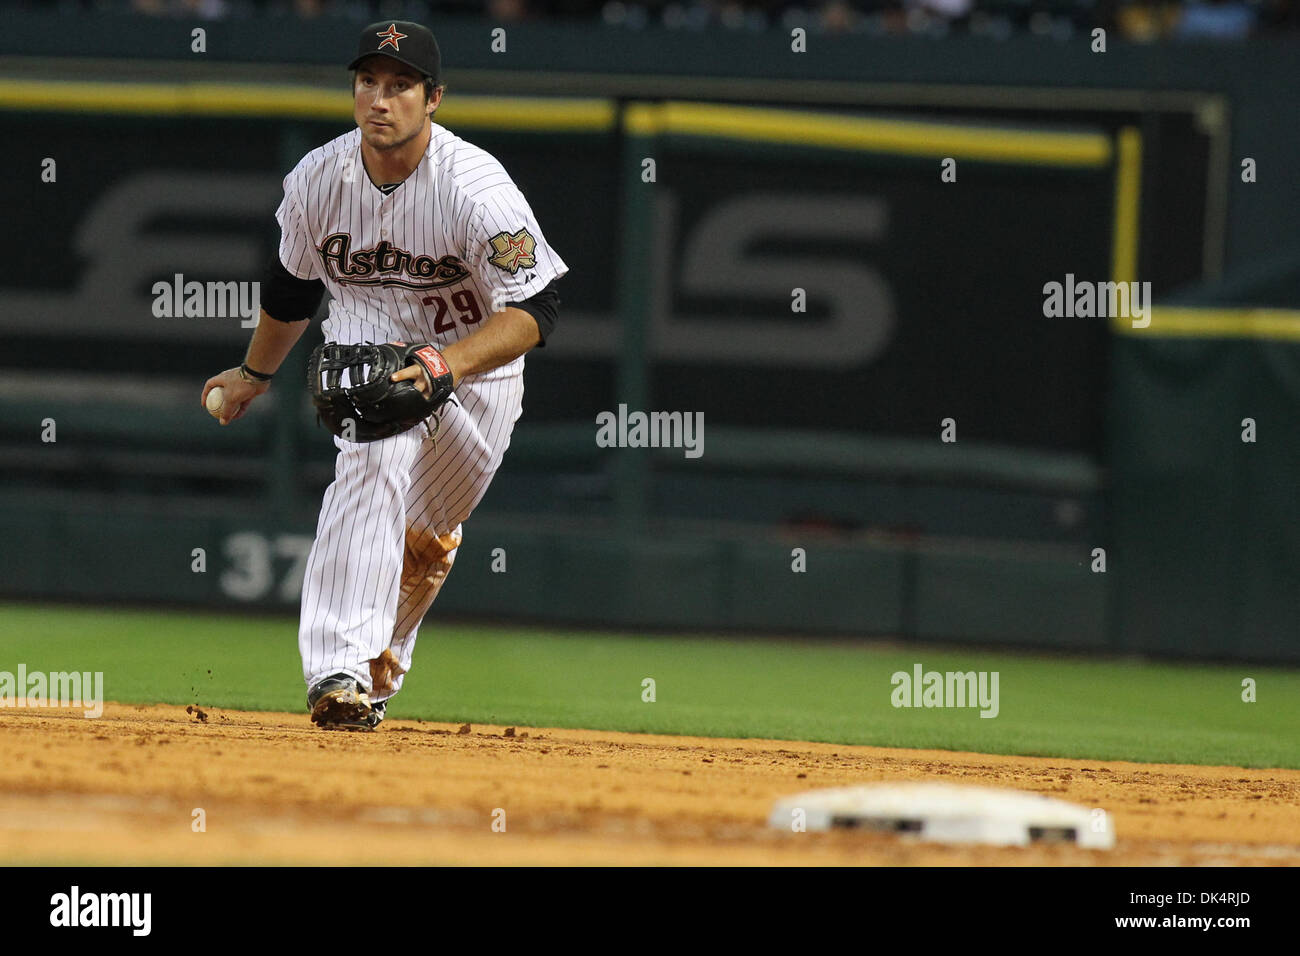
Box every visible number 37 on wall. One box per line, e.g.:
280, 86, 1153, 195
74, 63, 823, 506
220, 532, 313, 603
421, 289, 484, 333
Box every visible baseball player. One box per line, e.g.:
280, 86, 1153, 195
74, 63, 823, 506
201, 20, 567, 730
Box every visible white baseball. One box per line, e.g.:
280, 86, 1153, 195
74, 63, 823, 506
206, 386, 225, 417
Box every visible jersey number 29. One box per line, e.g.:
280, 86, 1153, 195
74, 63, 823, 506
422, 289, 484, 333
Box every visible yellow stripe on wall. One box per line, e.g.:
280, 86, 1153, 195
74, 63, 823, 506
1110, 126, 1142, 287
626, 101, 1113, 167
0, 79, 615, 130
1113, 307, 1300, 341
440, 97, 615, 131
0, 79, 1108, 163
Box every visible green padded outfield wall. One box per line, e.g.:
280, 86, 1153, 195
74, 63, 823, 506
1110, 309, 1300, 662
2, 21, 1299, 660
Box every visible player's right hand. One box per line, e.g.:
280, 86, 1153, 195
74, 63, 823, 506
202, 368, 270, 426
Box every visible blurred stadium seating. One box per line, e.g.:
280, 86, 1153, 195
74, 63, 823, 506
16, 0, 1300, 37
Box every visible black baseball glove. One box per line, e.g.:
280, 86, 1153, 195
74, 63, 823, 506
308, 341, 455, 443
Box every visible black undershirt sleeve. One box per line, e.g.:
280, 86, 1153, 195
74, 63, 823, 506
505, 278, 561, 346
261, 256, 325, 323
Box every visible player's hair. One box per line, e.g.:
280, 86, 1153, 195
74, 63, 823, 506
423, 79, 447, 118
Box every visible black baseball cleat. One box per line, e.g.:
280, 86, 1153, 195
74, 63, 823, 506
307, 674, 384, 731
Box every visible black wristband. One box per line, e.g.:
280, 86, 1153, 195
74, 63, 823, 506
241, 363, 274, 382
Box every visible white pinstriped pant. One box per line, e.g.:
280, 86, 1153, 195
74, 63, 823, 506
298, 369, 524, 699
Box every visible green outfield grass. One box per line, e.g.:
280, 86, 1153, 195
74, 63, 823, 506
1, 602, 1297, 768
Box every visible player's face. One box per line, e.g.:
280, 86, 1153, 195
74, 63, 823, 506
353, 58, 438, 151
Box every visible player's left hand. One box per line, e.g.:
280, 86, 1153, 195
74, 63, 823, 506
391, 362, 433, 398
389, 341, 455, 398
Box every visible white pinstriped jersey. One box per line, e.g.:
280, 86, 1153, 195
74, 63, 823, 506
275, 123, 568, 363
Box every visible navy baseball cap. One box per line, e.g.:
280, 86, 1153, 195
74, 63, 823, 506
348, 21, 440, 84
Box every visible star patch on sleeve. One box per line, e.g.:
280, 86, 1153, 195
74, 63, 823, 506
487, 228, 538, 275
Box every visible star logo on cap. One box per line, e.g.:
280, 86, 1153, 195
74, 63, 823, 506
376, 23, 407, 51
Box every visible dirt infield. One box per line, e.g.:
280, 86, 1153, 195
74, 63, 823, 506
2, 703, 1298, 865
